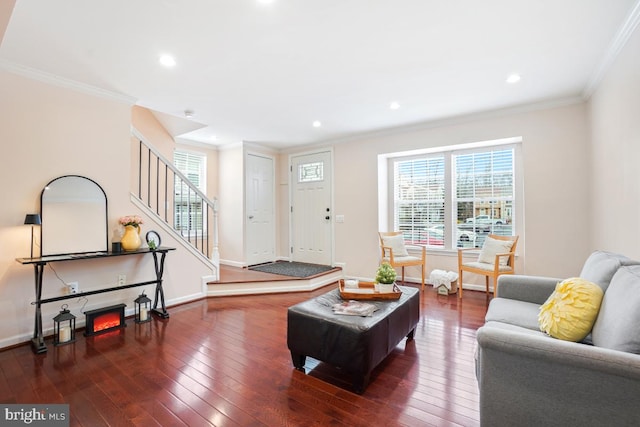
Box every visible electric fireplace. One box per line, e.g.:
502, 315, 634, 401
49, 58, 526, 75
84, 304, 126, 336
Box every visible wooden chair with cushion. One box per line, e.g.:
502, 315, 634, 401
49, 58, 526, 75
379, 231, 426, 291
457, 234, 519, 298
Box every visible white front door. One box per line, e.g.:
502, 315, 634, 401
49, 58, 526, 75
290, 151, 332, 265
246, 153, 275, 266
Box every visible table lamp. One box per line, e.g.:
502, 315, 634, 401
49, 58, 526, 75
24, 213, 41, 258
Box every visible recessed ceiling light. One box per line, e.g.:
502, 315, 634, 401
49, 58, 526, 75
184, 110, 194, 119
390, 102, 400, 110
312, 120, 322, 128
506, 73, 521, 84
159, 54, 176, 67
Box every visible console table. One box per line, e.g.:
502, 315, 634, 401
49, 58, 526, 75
16, 247, 175, 354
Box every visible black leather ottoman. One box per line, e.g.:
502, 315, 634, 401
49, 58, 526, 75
287, 285, 420, 393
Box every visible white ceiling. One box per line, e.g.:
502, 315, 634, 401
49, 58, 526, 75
1, 0, 638, 149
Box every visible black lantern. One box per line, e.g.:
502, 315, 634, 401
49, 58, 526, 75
134, 292, 152, 323
53, 304, 76, 346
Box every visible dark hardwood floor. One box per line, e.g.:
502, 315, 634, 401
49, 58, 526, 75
0, 274, 491, 427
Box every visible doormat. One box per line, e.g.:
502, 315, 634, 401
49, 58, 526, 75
249, 261, 336, 278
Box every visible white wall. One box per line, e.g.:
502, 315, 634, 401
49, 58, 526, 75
588, 22, 640, 257
218, 144, 245, 265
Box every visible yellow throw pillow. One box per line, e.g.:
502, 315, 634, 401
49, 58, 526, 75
538, 278, 604, 342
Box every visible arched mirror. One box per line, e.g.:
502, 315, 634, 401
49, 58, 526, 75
40, 175, 108, 256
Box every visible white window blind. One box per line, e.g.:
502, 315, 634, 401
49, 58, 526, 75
454, 148, 514, 229
393, 156, 445, 247
173, 150, 206, 233
174, 151, 205, 192
391, 144, 516, 250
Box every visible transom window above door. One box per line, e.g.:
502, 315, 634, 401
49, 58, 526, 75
298, 161, 324, 183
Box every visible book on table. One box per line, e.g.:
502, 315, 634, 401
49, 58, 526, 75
332, 300, 377, 317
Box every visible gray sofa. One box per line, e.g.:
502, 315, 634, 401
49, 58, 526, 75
476, 251, 640, 426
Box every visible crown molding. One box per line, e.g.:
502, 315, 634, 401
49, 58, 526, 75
583, 0, 640, 98
0, 59, 137, 105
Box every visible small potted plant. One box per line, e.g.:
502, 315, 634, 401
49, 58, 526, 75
375, 262, 397, 293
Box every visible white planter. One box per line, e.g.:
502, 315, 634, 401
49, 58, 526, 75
377, 283, 395, 293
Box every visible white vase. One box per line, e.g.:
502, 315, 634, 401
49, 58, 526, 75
378, 283, 395, 293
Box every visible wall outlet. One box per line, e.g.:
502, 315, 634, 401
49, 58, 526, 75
118, 274, 126, 286
68, 281, 79, 294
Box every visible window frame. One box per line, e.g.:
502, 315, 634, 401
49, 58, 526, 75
384, 137, 522, 253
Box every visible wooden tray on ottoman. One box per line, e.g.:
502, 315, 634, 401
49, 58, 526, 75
339, 279, 402, 300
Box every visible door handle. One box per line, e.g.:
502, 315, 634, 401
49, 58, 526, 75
325, 216, 330, 220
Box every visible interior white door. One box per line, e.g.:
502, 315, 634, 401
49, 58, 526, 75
246, 153, 275, 266
291, 151, 332, 265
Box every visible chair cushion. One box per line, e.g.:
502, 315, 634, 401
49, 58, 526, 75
538, 278, 603, 342
579, 250, 635, 292
381, 234, 408, 257
478, 237, 514, 266
462, 261, 513, 272
591, 265, 640, 353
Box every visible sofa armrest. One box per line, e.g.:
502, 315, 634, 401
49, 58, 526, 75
496, 274, 561, 304
476, 326, 640, 426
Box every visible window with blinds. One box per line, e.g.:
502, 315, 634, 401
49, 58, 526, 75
394, 157, 445, 247
455, 148, 514, 233
391, 145, 516, 250
173, 150, 206, 234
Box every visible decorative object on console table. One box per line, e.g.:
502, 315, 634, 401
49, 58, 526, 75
112, 228, 123, 252
24, 213, 41, 258
53, 304, 76, 346
119, 215, 143, 251
134, 292, 152, 323
375, 262, 397, 293
145, 230, 161, 250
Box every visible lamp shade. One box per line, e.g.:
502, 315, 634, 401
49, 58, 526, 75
24, 214, 41, 225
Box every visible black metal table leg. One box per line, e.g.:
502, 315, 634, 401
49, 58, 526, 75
151, 250, 170, 319
31, 263, 47, 354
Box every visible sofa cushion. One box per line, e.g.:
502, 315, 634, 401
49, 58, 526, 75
592, 265, 640, 353
580, 250, 635, 292
485, 298, 541, 331
483, 320, 549, 338
478, 236, 514, 266
538, 278, 603, 342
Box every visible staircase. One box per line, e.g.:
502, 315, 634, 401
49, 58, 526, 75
130, 128, 220, 280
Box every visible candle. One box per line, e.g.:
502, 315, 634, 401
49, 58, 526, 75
59, 326, 70, 343
140, 307, 148, 321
